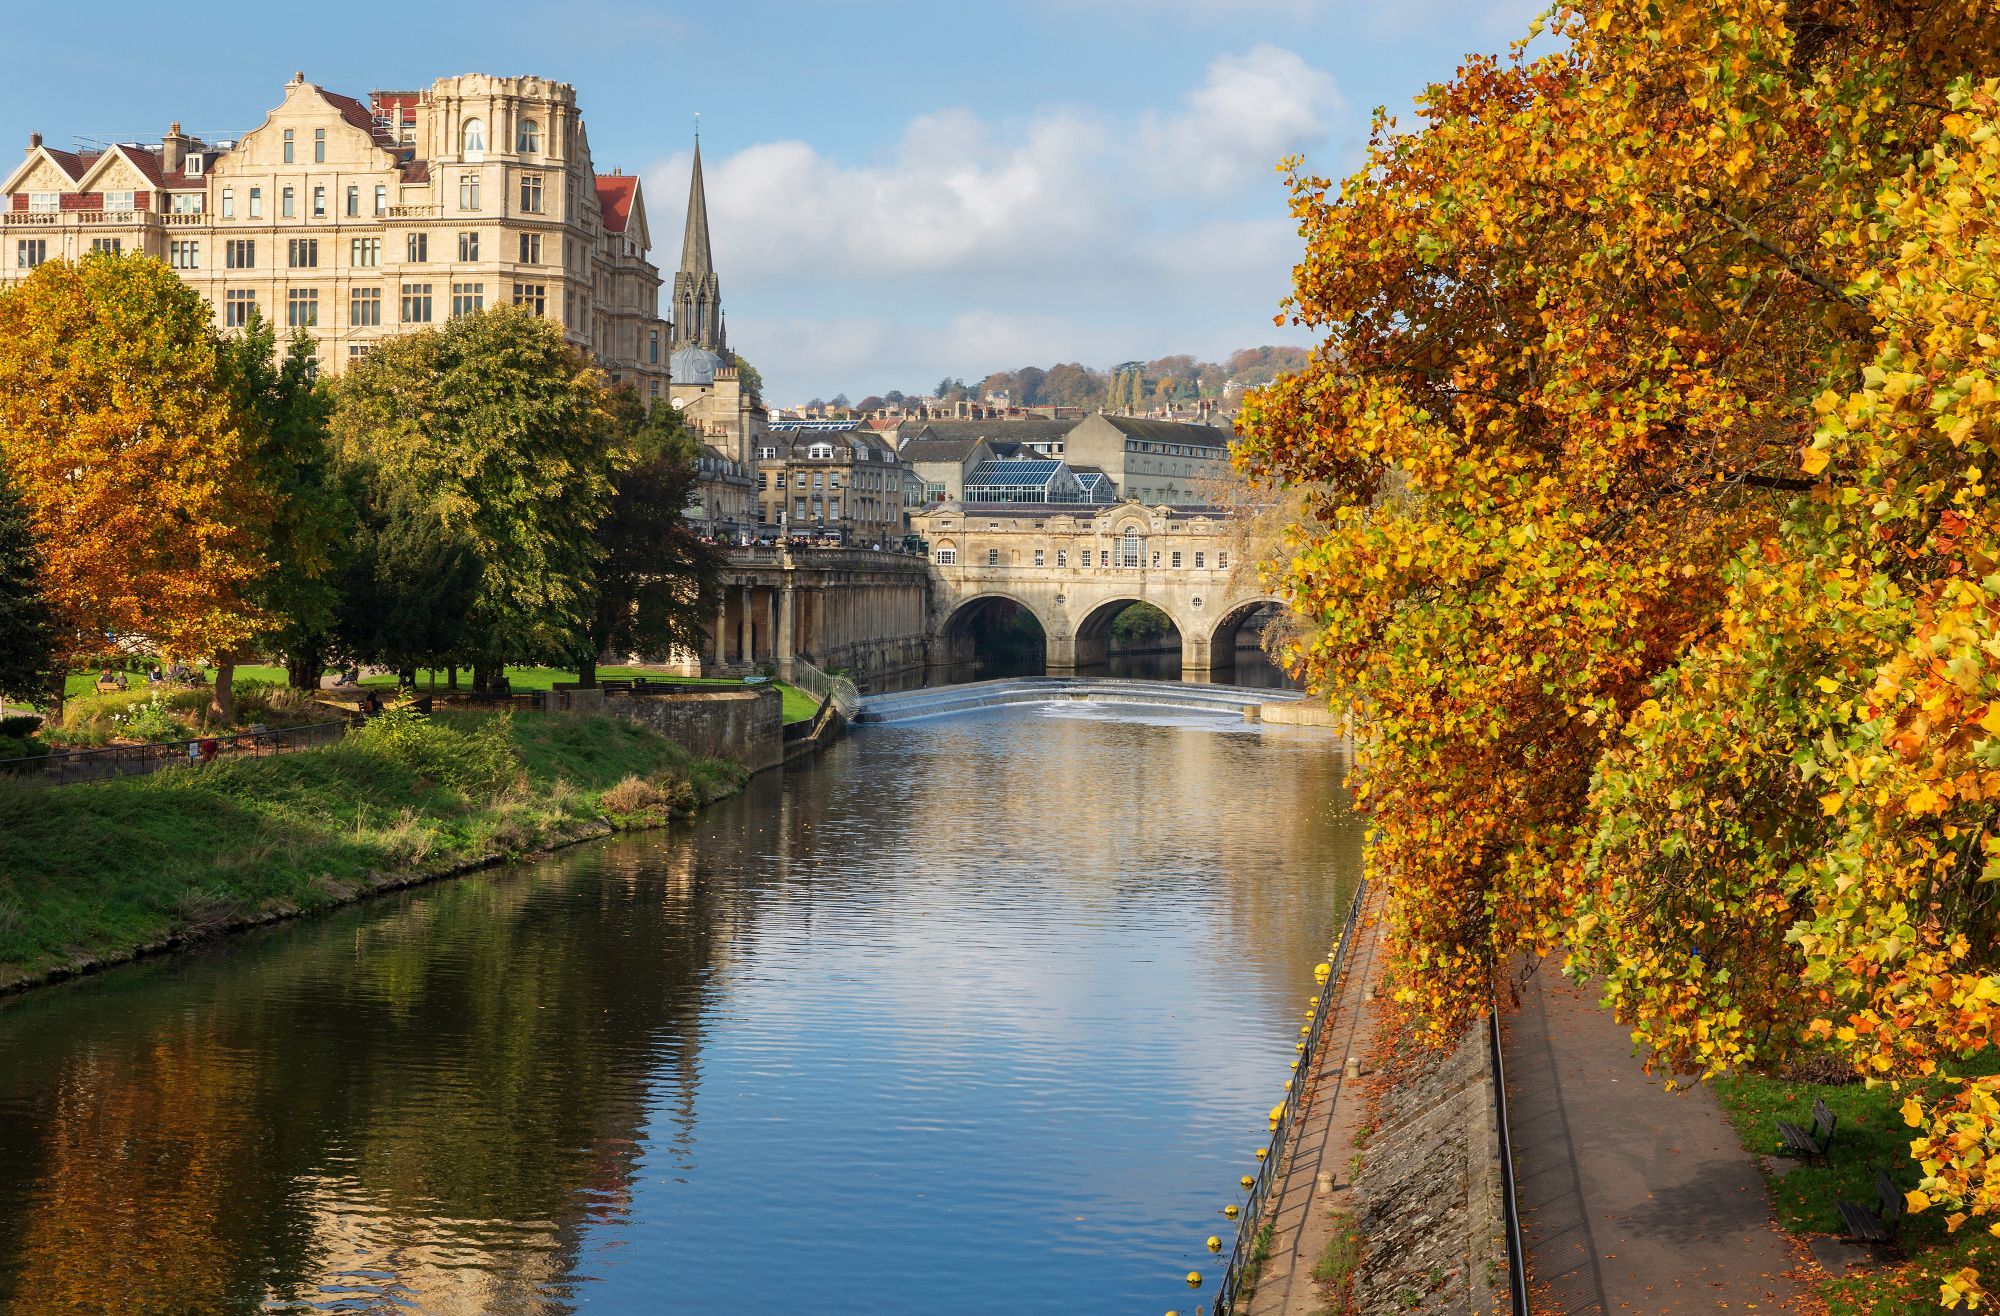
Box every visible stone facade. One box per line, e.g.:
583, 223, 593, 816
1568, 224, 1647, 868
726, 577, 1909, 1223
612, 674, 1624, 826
755, 422, 909, 546
3, 73, 669, 391
911, 502, 1283, 672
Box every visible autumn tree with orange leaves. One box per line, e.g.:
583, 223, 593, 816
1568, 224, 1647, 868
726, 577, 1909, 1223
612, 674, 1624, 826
1237, 0, 2000, 1303
0, 255, 274, 706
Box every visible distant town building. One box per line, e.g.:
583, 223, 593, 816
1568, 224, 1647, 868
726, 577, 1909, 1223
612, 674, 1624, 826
893, 413, 1233, 506
688, 444, 756, 541
663, 140, 766, 472
756, 420, 908, 544
3, 73, 671, 389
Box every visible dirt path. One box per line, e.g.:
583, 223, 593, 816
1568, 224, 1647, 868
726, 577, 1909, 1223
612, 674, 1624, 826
1241, 888, 1384, 1316
1501, 969, 1810, 1313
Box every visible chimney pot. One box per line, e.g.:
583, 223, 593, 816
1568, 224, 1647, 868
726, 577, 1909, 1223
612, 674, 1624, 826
169, 121, 181, 135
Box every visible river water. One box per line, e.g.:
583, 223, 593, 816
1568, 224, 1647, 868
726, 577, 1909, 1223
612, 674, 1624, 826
0, 692, 1358, 1314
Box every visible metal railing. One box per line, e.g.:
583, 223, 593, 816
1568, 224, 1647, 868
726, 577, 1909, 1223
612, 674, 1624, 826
789, 658, 860, 720
1489, 1004, 1530, 1314
1208, 879, 1369, 1315
5, 718, 350, 787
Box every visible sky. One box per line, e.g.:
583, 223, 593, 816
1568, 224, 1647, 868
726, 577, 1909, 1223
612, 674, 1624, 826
0, 0, 1541, 404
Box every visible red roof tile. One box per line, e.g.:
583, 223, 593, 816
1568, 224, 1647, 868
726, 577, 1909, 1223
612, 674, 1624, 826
321, 89, 400, 150
596, 174, 637, 233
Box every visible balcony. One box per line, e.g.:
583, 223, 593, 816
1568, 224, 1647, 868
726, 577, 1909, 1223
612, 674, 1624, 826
387, 204, 437, 218
2, 211, 59, 227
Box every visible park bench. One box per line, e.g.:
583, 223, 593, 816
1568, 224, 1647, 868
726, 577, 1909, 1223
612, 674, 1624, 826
1775, 1096, 1837, 1164
1837, 1169, 1907, 1245
599, 679, 635, 693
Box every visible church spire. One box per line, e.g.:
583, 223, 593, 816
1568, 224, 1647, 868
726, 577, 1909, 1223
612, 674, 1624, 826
679, 137, 714, 279
670, 131, 726, 356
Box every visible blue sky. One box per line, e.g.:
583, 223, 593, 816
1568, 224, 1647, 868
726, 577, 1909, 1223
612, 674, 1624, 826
1, 0, 1539, 402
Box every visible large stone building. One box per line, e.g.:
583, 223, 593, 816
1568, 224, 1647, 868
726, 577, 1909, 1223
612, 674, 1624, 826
3, 72, 671, 390
755, 420, 909, 545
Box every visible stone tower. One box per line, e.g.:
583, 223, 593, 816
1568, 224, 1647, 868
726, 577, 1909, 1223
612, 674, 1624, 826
670, 138, 726, 355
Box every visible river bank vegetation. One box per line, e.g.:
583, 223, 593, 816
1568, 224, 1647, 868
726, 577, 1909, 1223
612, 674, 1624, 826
0, 709, 744, 993
0, 257, 721, 732
1237, 0, 2000, 1303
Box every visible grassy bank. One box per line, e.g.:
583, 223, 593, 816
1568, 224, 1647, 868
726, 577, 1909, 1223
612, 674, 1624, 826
1714, 1061, 2000, 1311
0, 710, 747, 992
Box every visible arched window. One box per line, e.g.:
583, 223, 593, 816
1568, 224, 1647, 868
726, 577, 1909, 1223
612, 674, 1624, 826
462, 118, 486, 158
1121, 527, 1142, 568
517, 119, 540, 153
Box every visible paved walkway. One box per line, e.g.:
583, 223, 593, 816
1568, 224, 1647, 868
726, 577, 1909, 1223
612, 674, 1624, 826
1243, 890, 1384, 1316
1501, 969, 1809, 1313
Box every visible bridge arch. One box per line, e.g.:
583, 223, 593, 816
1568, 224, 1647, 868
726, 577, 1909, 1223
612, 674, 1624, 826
932, 591, 1055, 675
1067, 596, 1194, 670
1205, 595, 1291, 672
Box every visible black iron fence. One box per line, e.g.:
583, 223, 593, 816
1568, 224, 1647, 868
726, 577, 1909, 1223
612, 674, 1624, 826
1489, 1004, 1530, 1313
1207, 878, 1369, 1315
5, 719, 351, 787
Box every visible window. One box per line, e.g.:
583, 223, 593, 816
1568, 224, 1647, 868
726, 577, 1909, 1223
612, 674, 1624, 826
374, 185, 387, 216
459, 173, 480, 210
169, 239, 199, 269
649, 329, 659, 364
450, 282, 483, 317
757, 446, 778, 460
794, 497, 807, 519
1151, 551, 1160, 568
807, 443, 835, 460
812, 473, 824, 490
312, 185, 325, 218
90, 238, 122, 255
283, 128, 294, 163
28, 192, 58, 213
757, 472, 768, 490
462, 118, 485, 158
224, 289, 256, 327
1194, 551, 1205, 568
348, 343, 371, 363
221, 188, 235, 218
829, 499, 841, 520
314, 128, 325, 163
286, 288, 319, 327
988, 549, 1000, 566
1034, 549, 1045, 567
345, 185, 359, 217
1171, 551, 1182, 568
518, 233, 540, 264
519, 173, 543, 213
185, 154, 204, 177
1056, 550, 1067, 568
517, 119, 540, 153
794, 474, 808, 488
103, 190, 134, 214
406, 232, 427, 263
225, 239, 255, 269
1121, 528, 1141, 568
458, 231, 478, 262
400, 282, 433, 323
351, 237, 380, 267
511, 282, 546, 315
287, 238, 319, 268
16, 239, 47, 268
282, 187, 295, 218
249, 187, 263, 218
1217, 552, 1228, 570
350, 287, 382, 326
936, 547, 957, 565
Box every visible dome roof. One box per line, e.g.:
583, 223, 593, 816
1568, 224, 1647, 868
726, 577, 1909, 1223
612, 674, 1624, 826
670, 344, 725, 386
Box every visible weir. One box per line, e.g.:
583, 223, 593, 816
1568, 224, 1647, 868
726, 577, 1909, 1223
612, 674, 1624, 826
854, 675, 1307, 724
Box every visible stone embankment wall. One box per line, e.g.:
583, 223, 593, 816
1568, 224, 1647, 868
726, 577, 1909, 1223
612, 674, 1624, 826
1352, 1020, 1508, 1314
607, 687, 783, 773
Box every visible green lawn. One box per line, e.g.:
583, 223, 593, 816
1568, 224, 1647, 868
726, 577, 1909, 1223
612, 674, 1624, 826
0, 710, 746, 991
51, 666, 822, 724
1713, 1060, 2000, 1312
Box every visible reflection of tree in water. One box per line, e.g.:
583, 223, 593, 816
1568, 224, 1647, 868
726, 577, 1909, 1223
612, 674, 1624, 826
0, 812, 762, 1314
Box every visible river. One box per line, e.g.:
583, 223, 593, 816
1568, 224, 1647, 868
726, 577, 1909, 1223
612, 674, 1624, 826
0, 688, 1358, 1313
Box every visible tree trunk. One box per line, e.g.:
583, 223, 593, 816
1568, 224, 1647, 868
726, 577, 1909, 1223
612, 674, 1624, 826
210, 660, 236, 726
286, 647, 323, 690
578, 649, 598, 689
473, 662, 497, 693
397, 664, 416, 692
448, 664, 459, 691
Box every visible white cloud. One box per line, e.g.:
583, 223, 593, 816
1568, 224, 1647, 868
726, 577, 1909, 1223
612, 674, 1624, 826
642, 46, 1342, 400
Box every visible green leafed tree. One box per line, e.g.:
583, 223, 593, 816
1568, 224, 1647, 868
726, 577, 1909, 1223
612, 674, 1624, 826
331, 307, 619, 689
573, 392, 723, 686
0, 466, 54, 706
217, 314, 346, 707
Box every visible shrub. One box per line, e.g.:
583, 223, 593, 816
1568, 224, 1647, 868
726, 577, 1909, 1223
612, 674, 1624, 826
113, 697, 187, 744
0, 734, 43, 761
352, 704, 518, 794
600, 772, 698, 822
0, 715, 41, 738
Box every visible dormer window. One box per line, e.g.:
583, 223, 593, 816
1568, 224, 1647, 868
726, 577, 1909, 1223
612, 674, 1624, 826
807, 443, 836, 460
184, 155, 203, 177
462, 118, 485, 159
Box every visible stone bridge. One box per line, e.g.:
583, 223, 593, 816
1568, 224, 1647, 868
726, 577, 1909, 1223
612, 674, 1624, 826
908, 503, 1286, 677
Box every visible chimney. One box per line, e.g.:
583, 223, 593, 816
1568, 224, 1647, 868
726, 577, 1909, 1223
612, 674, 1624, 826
161, 122, 190, 174
28, 132, 41, 151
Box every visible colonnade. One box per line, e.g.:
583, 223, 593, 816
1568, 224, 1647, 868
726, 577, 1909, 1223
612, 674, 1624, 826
706, 556, 931, 682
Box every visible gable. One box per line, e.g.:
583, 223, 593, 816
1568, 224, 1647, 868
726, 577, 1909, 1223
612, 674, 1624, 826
73, 149, 153, 194
221, 80, 404, 173
3, 154, 83, 196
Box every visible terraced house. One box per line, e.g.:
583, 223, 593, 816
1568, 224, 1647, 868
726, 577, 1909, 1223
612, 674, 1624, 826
3, 72, 671, 393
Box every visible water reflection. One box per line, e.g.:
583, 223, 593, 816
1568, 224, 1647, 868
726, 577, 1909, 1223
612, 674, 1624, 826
0, 704, 1356, 1313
